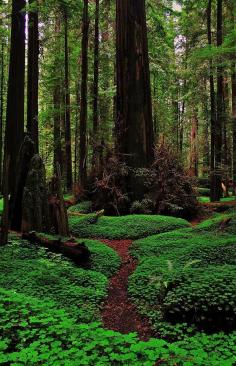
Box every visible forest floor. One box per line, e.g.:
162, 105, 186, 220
101, 239, 153, 340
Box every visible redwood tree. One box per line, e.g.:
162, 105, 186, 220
79, 0, 89, 186
115, 0, 154, 168
5, 0, 25, 194
64, 9, 72, 191
27, 0, 39, 152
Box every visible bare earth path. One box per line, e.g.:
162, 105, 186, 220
101, 239, 153, 341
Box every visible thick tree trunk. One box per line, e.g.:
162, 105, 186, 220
22, 154, 50, 233
10, 136, 35, 231
64, 11, 73, 191
5, 0, 25, 195
79, 0, 89, 187
115, 0, 154, 168
27, 0, 39, 153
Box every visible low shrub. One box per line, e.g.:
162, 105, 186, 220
69, 214, 190, 239
163, 265, 236, 332
68, 201, 92, 214
129, 229, 236, 339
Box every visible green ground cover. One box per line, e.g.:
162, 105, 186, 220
1, 287, 235, 366
69, 214, 190, 239
0, 236, 120, 322
129, 223, 236, 341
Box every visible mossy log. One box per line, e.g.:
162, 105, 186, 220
22, 231, 91, 266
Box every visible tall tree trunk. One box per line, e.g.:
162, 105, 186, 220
79, 0, 89, 187
4, 0, 25, 195
207, 0, 218, 201
92, 0, 100, 173
27, 0, 39, 152
232, 64, 236, 192
64, 11, 72, 191
115, 0, 154, 168
214, 0, 223, 200
53, 17, 63, 175
0, 42, 4, 192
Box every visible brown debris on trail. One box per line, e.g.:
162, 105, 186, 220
101, 239, 154, 341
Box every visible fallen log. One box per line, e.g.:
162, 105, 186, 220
22, 231, 91, 267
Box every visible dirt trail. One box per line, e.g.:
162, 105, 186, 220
101, 239, 153, 341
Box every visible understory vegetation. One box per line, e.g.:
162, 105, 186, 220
1, 205, 236, 364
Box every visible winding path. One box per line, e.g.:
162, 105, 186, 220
101, 239, 153, 341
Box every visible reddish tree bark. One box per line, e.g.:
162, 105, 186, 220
115, 0, 154, 168
27, 0, 39, 152
79, 0, 89, 186
64, 10, 73, 191
5, 0, 25, 194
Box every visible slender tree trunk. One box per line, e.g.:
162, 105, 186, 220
27, 0, 39, 152
0, 156, 10, 245
115, 0, 154, 168
79, 0, 89, 187
64, 11, 72, 191
53, 17, 63, 174
92, 0, 100, 173
0, 42, 4, 192
207, 0, 218, 201
232, 64, 236, 193
4, 0, 25, 195
214, 0, 223, 200
189, 111, 198, 177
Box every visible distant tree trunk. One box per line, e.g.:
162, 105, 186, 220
207, 0, 220, 201
115, 0, 154, 168
214, 0, 223, 200
189, 112, 198, 177
92, 0, 100, 173
0, 156, 10, 245
232, 63, 236, 192
27, 0, 39, 153
79, 0, 89, 187
222, 76, 230, 196
0, 42, 4, 192
53, 17, 63, 174
4, 0, 25, 195
64, 10, 72, 191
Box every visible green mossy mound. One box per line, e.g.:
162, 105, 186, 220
69, 214, 190, 239
194, 213, 236, 234
0, 237, 118, 321
131, 229, 236, 266
129, 227, 236, 339
1, 288, 236, 365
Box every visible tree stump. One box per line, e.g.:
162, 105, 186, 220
22, 154, 50, 233
48, 163, 69, 236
